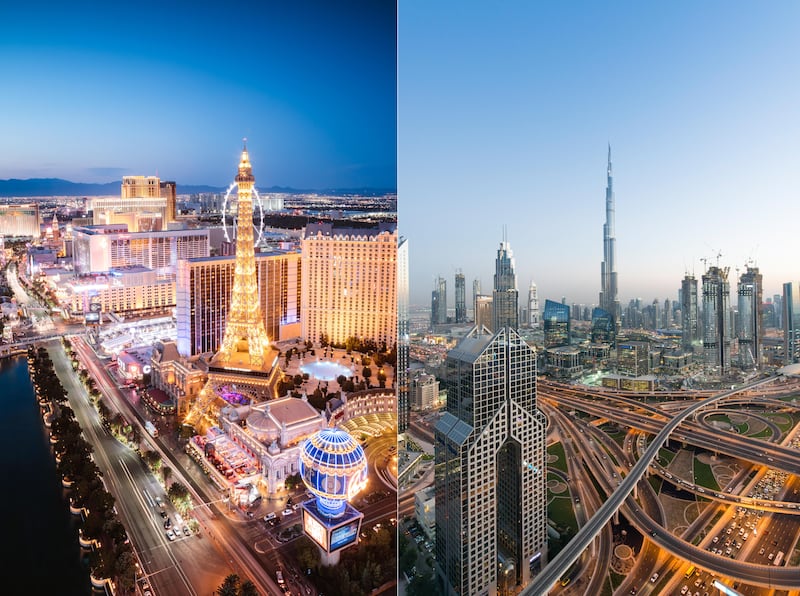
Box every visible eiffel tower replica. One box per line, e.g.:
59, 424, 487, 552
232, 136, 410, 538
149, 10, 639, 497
184, 142, 281, 430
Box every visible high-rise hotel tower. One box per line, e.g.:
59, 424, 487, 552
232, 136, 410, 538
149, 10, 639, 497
435, 327, 547, 595
492, 238, 518, 330
599, 145, 620, 330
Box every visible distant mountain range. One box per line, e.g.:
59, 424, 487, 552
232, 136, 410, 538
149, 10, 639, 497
0, 178, 395, 198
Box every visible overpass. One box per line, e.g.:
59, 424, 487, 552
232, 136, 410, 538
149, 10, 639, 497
523, 376, 800, 594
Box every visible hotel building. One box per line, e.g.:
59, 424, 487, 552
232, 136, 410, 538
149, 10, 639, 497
435, 327, 547, 595
0, 203, 41, 237
301, 222, 397, 347
176, 250, 301, 357
73, 224, 209, 279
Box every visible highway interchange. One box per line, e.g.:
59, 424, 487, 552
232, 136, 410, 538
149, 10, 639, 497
525, 377, 800, 595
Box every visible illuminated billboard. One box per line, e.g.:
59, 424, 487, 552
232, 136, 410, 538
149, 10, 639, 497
85, 312, 100, 323
330, 520, 359, 551
302, 510, 328, 550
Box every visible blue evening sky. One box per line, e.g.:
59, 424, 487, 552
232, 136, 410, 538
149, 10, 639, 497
0, 0, 396, 189
399, 1, 800, 306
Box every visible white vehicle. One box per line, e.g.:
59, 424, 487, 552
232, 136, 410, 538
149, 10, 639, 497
282, 508, 293, 517
264, 512, 277, 521
145, 420, 158, 438
166, 529, 175, 541
650, 573, 659, 583
276, 570, 285, 587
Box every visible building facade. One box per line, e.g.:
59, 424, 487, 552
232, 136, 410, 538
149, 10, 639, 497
435, 327, 547, 596
73, 224, 209, 279
492, 240, 518, 331
783, 282, 800, 364
527, 281, 539, 328
0, 203, 40, 237
455, 272, 466, 324
681, 274, 699, 350
599, 145, 620, 329
301, 222, 397, 348
410, 372, 439, 410
543, 299, 570, 349
397, 237, 410, 432
432, 276, 447, 326
176, 251, 301, 357
702, 266, 732, 373
737, 266, 763, 368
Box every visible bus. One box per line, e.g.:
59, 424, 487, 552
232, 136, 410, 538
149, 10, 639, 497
773, 551, 784, 566
684, 565, 696, 578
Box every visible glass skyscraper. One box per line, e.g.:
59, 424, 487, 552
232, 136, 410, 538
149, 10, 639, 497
435, 327, 547, 595
492, 240, 519, 331
543, 299, 570, 348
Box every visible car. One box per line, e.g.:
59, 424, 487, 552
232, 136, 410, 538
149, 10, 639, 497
183, 526, 191, 536
768, 553, 774, 560
650, 573, 659, 583
712, 536, 718, 543
166, 529, 175, 541
282, 508, 293, 517
630, 587, 637, 595
164, 518, 172, 529
759, 547, 765, 555
681, 586, 688, 595
264, 512, 277, 522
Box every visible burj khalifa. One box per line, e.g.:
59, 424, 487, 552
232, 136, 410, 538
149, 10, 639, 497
599, 144, 620, 328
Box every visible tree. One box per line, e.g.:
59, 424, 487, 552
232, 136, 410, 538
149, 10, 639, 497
239, 580, 259, 596
216, 574, 240, 596
362, 367, 372, 379
161, 465, 172, 487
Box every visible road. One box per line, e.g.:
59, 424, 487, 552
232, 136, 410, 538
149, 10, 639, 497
523, 376, 800, 594
47, 339, 232, 595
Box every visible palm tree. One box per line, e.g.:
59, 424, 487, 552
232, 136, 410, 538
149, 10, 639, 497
216, 574, 240, 596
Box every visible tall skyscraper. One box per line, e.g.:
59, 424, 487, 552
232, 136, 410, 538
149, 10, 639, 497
301, 222, 397, 347
184, 144, 281, 425
397, 237, 410, 432
435, 327, 547, 595
737, 266, 763, 368
599, 145, 620, 329
783, 282, 800, 364
472, 278, 482, 320
543, 299, 570, 348
474, 295, 494, 331
681, 274, 699, 350
431, 276, 447, 326
492, 238, 518, 330
702, 265, 731, 373
527, 281, 539, 328
454, 271, 466, 323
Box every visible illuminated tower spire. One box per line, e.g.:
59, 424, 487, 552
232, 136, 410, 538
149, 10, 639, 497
599, 144, 620, 332
216, 140, 272, 368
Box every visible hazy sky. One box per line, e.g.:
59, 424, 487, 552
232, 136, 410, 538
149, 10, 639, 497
399, 1, 800, 307
0, 0, 396, 189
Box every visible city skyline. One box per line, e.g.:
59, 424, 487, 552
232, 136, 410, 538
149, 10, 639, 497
400, 1, 800, 306
0, 0, 396, 189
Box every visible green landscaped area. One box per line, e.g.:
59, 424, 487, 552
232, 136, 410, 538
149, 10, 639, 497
735, 422, 749, 434
548, 442, 568, 473
548, 495, 578, 532
610, 571, 626, 591
693, 458, 720, 491
706, 413, 731, 426
763, 413, 797, 433
648, 475, 663, 493
658, 448, 675, 466
752, 427, 772, 439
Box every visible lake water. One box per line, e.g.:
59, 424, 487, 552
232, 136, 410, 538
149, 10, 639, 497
0, 355, 90, 595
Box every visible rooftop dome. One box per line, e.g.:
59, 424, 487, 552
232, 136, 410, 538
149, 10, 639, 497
299, 428, 367, 518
